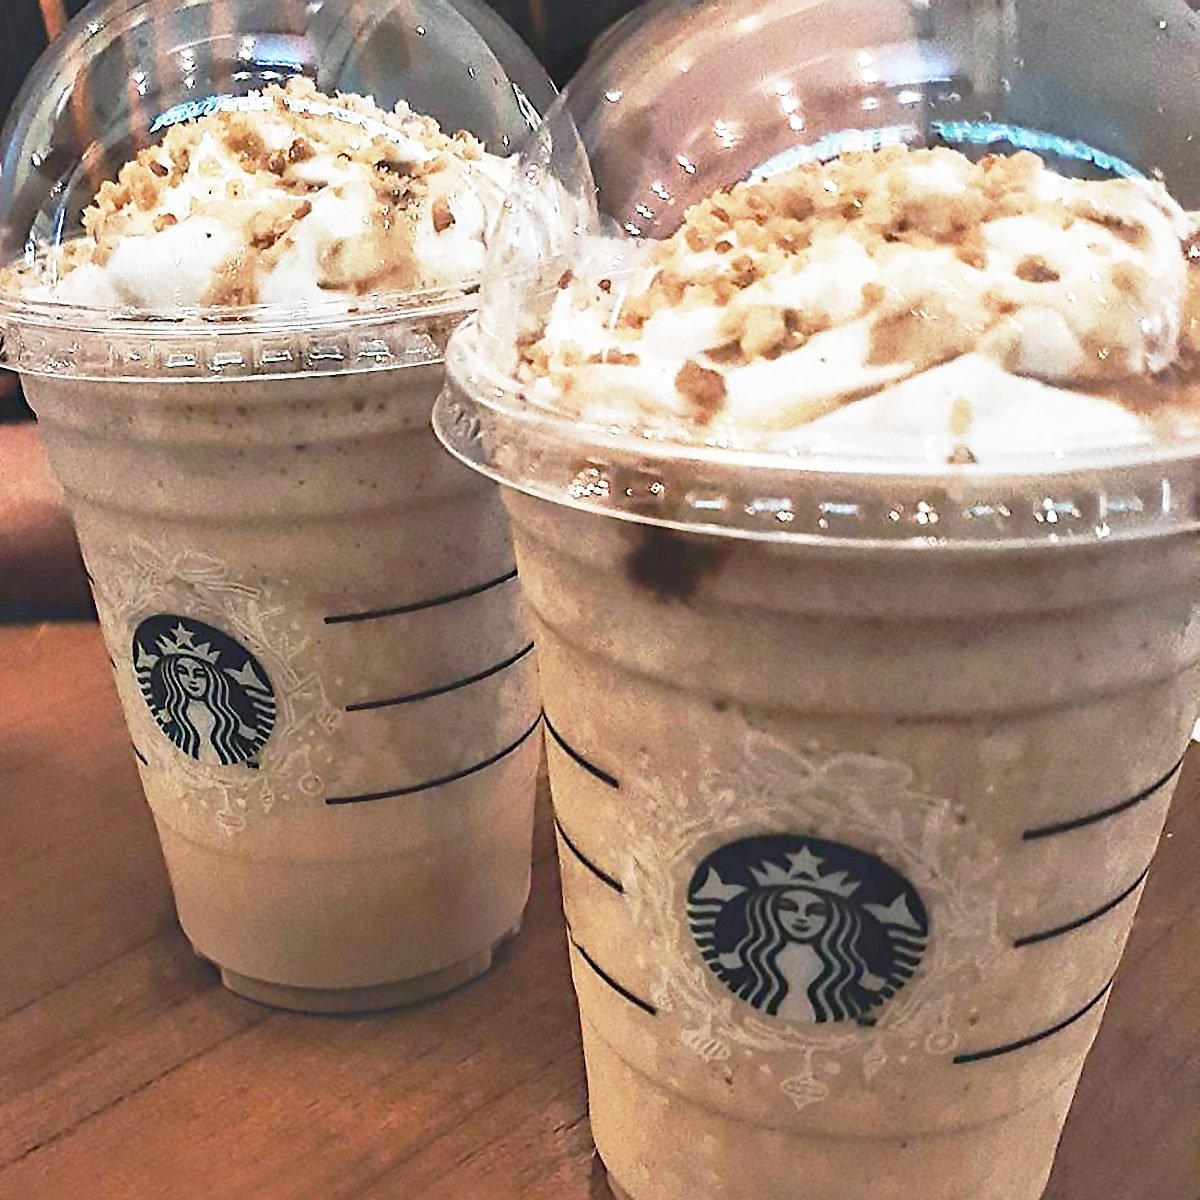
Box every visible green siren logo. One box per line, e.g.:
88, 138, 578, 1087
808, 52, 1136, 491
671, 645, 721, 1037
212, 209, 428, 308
134, 615, 277, 768
688, 835, 930, 1026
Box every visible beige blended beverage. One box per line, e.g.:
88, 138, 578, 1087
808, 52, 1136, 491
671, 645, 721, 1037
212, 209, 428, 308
0, 0, 553, 1012
436, 0, 1200, 1194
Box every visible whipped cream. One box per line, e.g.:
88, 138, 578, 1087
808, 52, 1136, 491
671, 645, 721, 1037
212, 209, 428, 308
19, 78, 513, 310
521, 147, 1200, 462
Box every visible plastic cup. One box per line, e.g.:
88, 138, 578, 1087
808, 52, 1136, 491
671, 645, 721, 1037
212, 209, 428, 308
434, 0, 1200, 1193
479, 477, 1197, 1200
0, 0, 553, 1012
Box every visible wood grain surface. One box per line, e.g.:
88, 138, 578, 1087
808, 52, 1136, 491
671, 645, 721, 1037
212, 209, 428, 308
0, 622, 1196, 1200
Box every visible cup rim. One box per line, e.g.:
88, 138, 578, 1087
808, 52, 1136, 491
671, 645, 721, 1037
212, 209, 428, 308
0, 288, 478, 381
434, 316, 1200, 549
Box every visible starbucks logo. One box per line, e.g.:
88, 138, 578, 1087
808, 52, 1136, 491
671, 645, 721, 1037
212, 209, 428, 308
687, 835, 929, 1027
133, 615, 277, 768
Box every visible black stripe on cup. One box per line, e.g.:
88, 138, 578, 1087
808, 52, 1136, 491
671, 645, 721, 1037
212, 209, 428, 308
346, 642, 536, 713
1023, 753, 1186, 841
554, 816, 625, 894
133, 746, 148, 766
324, 568, 519, 625
1013, 866, 1151, 949
952, 975, 1116, 1065
567, 929, 657, 1017
325, 712, 543, 806
544, 714, 620, 789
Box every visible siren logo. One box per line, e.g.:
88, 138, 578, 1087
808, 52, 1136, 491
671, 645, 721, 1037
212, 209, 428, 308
133, 615, 277, 768
687, 835, 929, 1027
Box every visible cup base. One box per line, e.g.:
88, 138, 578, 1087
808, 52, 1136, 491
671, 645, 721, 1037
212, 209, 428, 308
605, 1173, 632, 1200
212, 923, 521, 1014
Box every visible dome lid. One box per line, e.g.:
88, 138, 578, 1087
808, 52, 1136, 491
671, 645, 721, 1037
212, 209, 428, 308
0, 0, 554, 378
436, 0, 1200, 546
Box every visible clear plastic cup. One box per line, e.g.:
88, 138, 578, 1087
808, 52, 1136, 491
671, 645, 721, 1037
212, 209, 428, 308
0, 0, 554, 1013
434, 0, 1200, 1194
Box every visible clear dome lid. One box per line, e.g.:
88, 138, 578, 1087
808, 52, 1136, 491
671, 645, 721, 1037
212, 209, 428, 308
436, 0, 1200, 546
0, 0, 555, 379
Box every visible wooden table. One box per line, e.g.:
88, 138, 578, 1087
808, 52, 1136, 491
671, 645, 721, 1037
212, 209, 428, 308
1, 621, 1197, 1200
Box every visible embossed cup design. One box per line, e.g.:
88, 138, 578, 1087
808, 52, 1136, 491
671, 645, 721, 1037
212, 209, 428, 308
23, 357, 541, 1011
506, 492, 1198, 1200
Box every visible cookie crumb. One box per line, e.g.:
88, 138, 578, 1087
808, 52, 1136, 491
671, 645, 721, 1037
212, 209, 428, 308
432, 197, 455, 233
1016, 256, 1060, 283
675, 359, 727, 424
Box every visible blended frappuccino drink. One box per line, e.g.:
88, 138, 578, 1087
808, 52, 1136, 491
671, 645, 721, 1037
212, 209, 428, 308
0, 2, 551, 1012
435, 26, 1200, 1198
